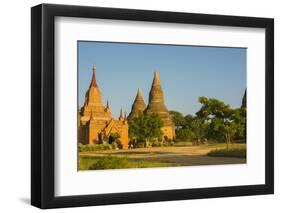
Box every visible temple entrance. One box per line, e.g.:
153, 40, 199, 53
98, 133, 102, 144
108, 136, 114, 144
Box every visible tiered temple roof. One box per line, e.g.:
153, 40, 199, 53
80, 65, 111, 122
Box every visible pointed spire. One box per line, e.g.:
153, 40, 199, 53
137, 88, 142, 97
152, 70, 161, 86
146, 71, 175, 130
148, 70, 164, 104
135, 88, 145, 101
119, 109, 123, 120
90, 64, 98, 88
135, 88, 144, 101
124, 111, 127, 121
127, 88, 147, 121
106, 100, 110, 109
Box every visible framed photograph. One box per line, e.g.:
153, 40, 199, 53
31, 4, 274, 209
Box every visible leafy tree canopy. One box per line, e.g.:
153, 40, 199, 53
196, 96, 246, 148
128, 113, 164, 142
169, 111, 187, 129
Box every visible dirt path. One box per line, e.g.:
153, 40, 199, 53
80, 146, 246, 166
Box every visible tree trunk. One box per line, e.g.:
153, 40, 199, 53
145, 138, 149, 148
226, 134, 230, 151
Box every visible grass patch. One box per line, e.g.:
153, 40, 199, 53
78, 155, 175, 170
173, 141, 193, 147
89, 156, 130, 170
78, 143, 114, 152
207, 147, 246, 158
206, 143, 246, 149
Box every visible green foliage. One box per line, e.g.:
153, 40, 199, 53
190, 117, 208, 140
88, 156, 130, 170
111, 142, 118, 150
78, 143, 112, 152
151, 141, 163, 147
78, 143, 84, 152
135, 142, 145, 148
170, 111, 196, 141
207, 148, 246, 158
163, 141, 175, 147
169, 111, 187, 129
170, 97, 246, 147
82, 156, 175, 170
196, 97, 246, 148
128, 113, 164, 143
172, 141, 193, 146
174, 127, 193, 141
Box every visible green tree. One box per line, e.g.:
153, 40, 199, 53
170, 111, 196, 141
128, 113, 164, 146
184, 114, 194, 128
175, 128, 195, 141
169, 111, 187, 129
196, 97, 246, 150
190, 117, 208, 141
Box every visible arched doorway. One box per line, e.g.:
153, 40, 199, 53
108, 135, 114, 144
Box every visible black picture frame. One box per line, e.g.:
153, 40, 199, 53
31, 3, 274, 209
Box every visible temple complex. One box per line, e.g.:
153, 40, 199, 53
128, 71, 175, 140
78, 65, 128, 149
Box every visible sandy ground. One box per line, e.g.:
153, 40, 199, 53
80, 145, 246, 166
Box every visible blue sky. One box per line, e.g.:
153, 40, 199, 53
78, 41, 246, 118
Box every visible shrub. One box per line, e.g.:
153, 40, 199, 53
163, 141, 174, 147
135, 142, 145, 148
111, 142, 118, 150
78, 143, 112, 152
88, 156, 129, 170
207, 148, 246, 158
151, 141, 163, 147
101, 144, 112, 150
78, 143, 86, 152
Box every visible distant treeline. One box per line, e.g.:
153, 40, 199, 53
170, 96, 246, 146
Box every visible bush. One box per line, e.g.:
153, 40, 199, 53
101, 144, 112, 150
151, 141, 163, 147
78, 143, 85, 152
78, 143, 112, 152
173, 138, 183, 142
111, 142, 118, 150
163, 141, 174, 147
173, 141, 192, 146
135, 142, 145, 148
207, 148, 246, 158
88, 156, 129, 170
175, 128, 195, 141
